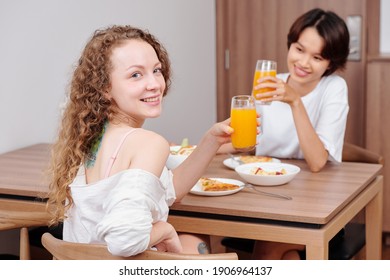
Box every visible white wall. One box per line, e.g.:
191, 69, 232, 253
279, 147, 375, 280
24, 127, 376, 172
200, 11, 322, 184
0, 0, 216, 154
380, 0, 390, 52
0, 0, 216, 256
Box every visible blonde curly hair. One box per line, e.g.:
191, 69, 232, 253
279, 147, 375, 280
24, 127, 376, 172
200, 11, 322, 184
47, 25, 171, 225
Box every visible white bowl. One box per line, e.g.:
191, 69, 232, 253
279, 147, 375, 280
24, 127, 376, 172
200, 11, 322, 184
166, 145, 196, 170
235, 162, 300, 186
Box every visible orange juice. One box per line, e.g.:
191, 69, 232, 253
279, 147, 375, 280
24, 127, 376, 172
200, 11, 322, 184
252, 69, 277, 100
231, 107, 257, 151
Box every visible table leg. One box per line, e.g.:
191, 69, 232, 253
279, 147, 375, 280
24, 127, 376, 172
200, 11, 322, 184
365, 176, 383, 260
305, 242, 328, 260
20, 227, 30, 260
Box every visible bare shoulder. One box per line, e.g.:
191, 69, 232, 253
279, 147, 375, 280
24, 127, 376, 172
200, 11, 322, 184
131, 129, 170, 152
123, 129, 170, 174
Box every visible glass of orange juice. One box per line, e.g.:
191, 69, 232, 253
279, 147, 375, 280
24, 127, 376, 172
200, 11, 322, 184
230, 95, 257, 152
252, 60, 277, 105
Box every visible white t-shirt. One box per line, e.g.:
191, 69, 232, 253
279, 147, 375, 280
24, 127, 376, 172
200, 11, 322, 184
255, 73, 349, 162
63, 167, 176, 257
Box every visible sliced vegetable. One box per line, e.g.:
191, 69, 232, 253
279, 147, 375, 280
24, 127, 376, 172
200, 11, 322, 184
181, 138, 189, 147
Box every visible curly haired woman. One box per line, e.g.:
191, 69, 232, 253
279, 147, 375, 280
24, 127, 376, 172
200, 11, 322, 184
47, 25, 233, 257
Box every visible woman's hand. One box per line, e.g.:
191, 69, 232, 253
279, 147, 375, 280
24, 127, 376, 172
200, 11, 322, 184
207, 118, 234, 146
154, 236, 183, 253
150, 221, 183, 253
254, 76, 301, 107
216, 114, 261, 155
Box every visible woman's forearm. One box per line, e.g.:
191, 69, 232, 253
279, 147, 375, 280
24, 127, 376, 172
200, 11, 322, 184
172, 132, 221, 200
291, 100, 328, 172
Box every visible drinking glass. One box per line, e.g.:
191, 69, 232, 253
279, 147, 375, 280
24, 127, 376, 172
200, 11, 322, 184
252, 60, 277, 105
230, 95, 257, 152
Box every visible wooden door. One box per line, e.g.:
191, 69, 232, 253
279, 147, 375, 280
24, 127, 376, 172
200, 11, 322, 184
216, 0, 379, 146
366, 57, 390, 233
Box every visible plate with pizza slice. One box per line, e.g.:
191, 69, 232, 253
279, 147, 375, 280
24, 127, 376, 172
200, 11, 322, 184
190, 177, 245, 196
223, 155, 281, 169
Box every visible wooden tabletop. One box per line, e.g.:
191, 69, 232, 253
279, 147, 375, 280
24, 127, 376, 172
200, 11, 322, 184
0, 143, 50, 198
171, 154, 383, 225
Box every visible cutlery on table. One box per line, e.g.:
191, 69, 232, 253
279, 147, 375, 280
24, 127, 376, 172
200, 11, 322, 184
243, 184, 292, 200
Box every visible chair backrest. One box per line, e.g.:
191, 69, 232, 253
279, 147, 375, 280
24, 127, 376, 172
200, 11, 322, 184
41, 233, 238, 260
342, 142, 384, 165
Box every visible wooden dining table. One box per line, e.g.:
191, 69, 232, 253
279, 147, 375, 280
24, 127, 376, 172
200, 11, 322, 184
0, 143, 51, 259
0, 143, 384, 260
168, 154, 383, 260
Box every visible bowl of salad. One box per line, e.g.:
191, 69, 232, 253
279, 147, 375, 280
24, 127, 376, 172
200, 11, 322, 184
166, 143, 196, 170
235, 162, 300, 186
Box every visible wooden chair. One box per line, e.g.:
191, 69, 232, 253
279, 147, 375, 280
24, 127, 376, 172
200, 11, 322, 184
221, 142, 384, 259
41, 233, 238, 260
342, 142, 384, 165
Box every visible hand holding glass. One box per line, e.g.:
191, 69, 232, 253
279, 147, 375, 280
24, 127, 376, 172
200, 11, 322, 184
230, 95, 257, 152
252, 60, 277, 105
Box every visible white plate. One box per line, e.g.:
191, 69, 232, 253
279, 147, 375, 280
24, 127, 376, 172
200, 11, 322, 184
223, 156, 281, 169
235, 162, 300, 186
190, 178, 244, 196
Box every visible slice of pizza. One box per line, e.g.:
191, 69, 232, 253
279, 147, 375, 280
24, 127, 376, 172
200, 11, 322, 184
199, 178, 240, 191
239, 155, 273, 163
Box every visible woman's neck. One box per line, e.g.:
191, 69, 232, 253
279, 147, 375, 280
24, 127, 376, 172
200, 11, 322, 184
287, 75, 321, 97
110, 114, 144, 128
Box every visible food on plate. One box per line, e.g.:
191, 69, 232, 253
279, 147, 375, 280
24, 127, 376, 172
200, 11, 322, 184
199, 178, 240, 192
180, 137, 189, 147
250, 167, 287, 176
238, 155, 274, 163
170, 145, 196, 155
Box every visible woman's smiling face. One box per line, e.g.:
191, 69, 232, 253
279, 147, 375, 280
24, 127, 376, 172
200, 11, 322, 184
107, 39, 166, 125
287, 27, 331, 91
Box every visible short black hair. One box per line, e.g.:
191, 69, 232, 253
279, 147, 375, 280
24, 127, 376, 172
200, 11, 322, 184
287, 8, 350, 76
